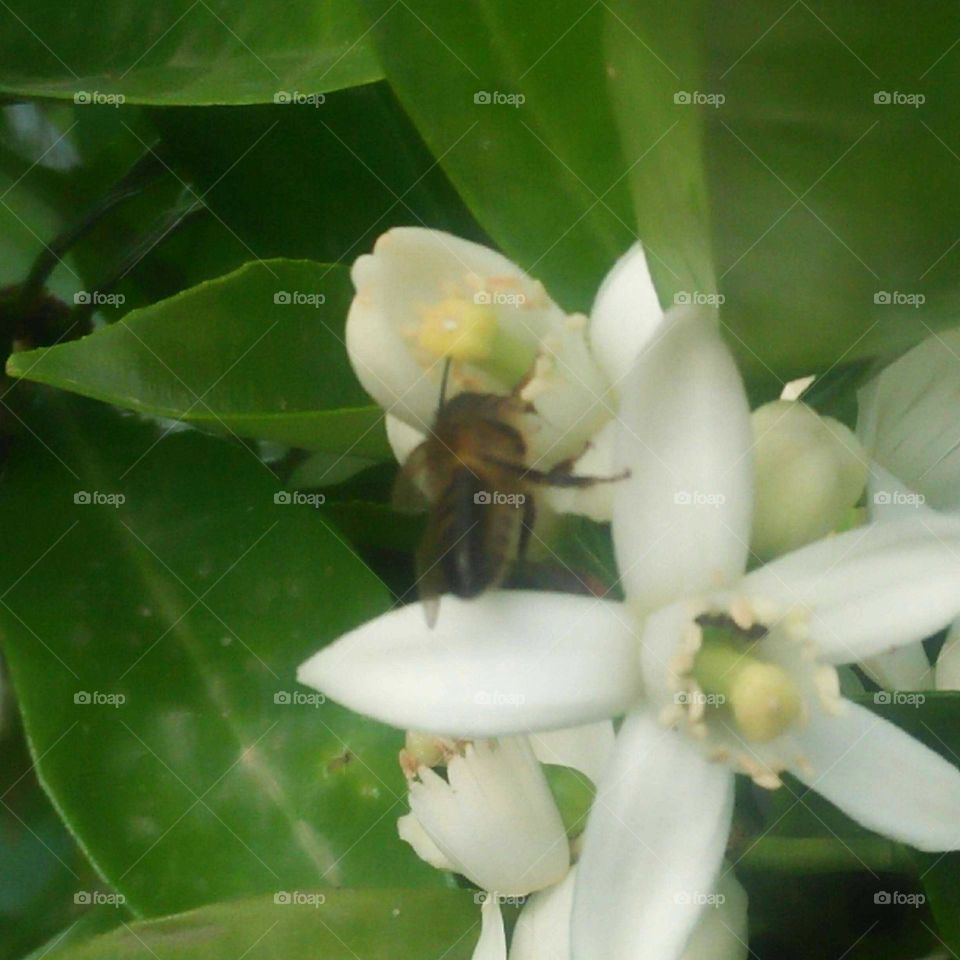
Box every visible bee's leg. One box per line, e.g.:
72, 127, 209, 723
517, 495, 537, 566
491, 459, 630, 488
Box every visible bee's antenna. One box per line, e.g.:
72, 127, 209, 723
438, 356, 453, 409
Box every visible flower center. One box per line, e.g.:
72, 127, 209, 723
692, 616, 802, 744
417, 297, 535, 384
659, 599, 841, 789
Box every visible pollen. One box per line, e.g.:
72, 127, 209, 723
418, 298, 497, 361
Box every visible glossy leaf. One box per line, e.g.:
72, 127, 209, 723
0, 394, 439, 916
147, 84, 487, 269
358, 0, 635, 312
45, 890, 479, 960
7, 260, 391, 459
0, 724, 108, 960
0, 2, 381, 105
605, 1, 960, 393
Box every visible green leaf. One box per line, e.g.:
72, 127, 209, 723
358, 0, 634, 312
0, 723, 108, 960
543, 764, 594, 839
605, 1, 960, 392
0, 394, 439, 917
20, 908, 128, 960
0, 2, 381, 105
916, 850, 960, 954
147, 84, 486, 268
6, 260, 390, 459
45, 890, 479, 960
0, 166, 75, 299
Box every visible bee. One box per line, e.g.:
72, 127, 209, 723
395, 362, 626, 627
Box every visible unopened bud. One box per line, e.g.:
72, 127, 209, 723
750, 401, 867, 561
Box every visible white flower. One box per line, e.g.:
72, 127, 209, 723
396, 728, 584, 960
857, 327, 960, 690
397, 735, 570, 895
300, 307, 960, 959
346, 228, 663, 519
396, 727, 746, 960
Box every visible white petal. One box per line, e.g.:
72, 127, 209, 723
529, 722, 616, 786
856, 327, 960, 511
509, 868, 576, 960
408, 738, 569, 894
347, 227, 564, 431
589, 243, 663, 389
519, 314, 614, 469
510, 863, 747, 960
612, 307, 753, 613
572, 711, 736, 960
741, 517, 960, 663
780, 375, 816, 401
791, 699, 960, 851
864, 465, 937, 523
297, 592, 640, 738
397, 812, 455, 871
936, 618, 960, 690
681, 869, 749, 960
473, 896, 507, 960
636, 599, 701, 716
541, 420, 618, 522
385, 413, 426, 466
860, 643, 933, 692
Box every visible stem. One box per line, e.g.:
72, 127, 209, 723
735, 836, 915, 875
19, 145, 166, 303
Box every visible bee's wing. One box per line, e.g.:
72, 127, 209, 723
413, 516, 446, 628
391, 443, 432, 515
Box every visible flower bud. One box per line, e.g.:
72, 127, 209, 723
750, 400, 867, 561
